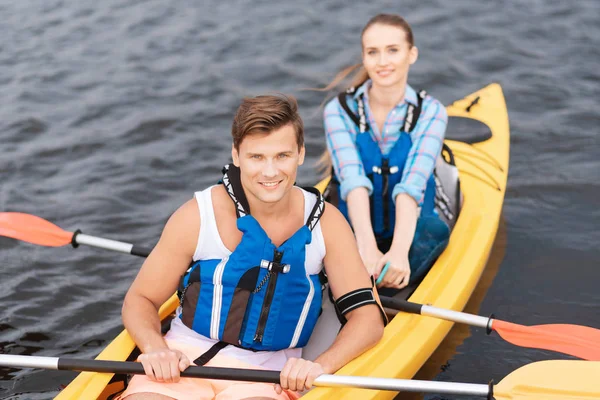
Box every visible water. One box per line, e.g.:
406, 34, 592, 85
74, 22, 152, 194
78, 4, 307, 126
1, 1, 599, 398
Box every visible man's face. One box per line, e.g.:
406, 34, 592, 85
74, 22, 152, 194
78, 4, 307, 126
232, 123, 305, 205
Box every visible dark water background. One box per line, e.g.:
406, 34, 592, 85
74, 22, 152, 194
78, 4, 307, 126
1, 1, 599, 399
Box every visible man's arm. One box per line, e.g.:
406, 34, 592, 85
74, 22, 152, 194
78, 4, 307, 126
277, 204, 384, 394
121, 198, 199, 382
314, 203, 385, 373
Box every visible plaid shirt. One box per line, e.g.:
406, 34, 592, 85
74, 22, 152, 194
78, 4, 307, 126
324, 81, 447, 206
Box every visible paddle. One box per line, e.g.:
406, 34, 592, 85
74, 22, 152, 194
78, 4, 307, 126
0, 212, 151, 257
1, 354, 598, 398
379, 297, 600, 361
3, 212, 600, 361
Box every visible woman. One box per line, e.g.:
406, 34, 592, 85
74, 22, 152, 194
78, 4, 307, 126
322, 14, 450, 295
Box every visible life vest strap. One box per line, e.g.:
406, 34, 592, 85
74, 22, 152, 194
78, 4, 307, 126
301, 186, 326, 231
193, 341, 229, 366
337, 89, 366, 132
403, 90, 427, 133
221, 164, 251, 218
337, 87, 426, 135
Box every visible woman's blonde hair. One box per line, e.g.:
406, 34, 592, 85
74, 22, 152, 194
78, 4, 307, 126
317, 14, 415, 175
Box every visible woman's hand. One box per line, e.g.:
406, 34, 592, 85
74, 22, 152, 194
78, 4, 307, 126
138, 348, 191, 383
275, 358, 324, 394
375, 250, 411, 289
357, 242, 384, 277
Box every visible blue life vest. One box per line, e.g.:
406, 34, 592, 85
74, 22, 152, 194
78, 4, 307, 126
178, 164, 325, 351
333, 89, 437, 240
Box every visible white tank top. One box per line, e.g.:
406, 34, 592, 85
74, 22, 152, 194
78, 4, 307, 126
167, 186, 327, 369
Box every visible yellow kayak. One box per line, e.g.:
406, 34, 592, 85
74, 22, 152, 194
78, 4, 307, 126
56, 83, 509, 400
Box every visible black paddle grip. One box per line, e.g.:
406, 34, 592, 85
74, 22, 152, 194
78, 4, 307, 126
59, 358, 144, 374
71, 230, 82, 248
379, 296, 423, 315
131, 245, 152, 258
57, 358, 281, 383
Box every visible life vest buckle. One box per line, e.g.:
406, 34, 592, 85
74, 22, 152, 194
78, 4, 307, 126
372, 165, 399, 175
260, 259, 290, 274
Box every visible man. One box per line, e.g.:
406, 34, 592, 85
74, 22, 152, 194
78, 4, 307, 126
120, 94, 385, 400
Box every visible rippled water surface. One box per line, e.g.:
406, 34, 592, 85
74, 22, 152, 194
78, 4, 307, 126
1, 1, 599, 399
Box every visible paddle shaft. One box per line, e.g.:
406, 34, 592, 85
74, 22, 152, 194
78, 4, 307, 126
0, 354, 491, 396
380, 296, 494, 331
72, 231, 151, 257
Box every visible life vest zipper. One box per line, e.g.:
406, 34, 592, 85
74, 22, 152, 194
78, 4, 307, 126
179, 284, 190, 306
254, 250, 284, 343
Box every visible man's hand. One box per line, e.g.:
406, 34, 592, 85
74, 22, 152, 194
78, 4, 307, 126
138, 348, 191, 383
275, 357, 324, 394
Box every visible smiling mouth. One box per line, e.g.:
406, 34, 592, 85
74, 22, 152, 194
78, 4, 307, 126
260, 180, 282, 187
377, 70, 394, 76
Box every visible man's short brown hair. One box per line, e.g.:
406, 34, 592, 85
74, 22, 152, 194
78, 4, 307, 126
231, 94, 304, 150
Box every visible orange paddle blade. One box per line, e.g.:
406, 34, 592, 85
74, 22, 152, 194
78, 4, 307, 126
0, 212, 73, 247
493, 319, 600, 361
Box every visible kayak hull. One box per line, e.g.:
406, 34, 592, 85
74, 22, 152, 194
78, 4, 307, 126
56, 83, 510, 400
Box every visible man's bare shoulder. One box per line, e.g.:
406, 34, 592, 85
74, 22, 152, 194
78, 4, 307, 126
173, 185, 226, 224
170, 197, 200, 225
211, 184, 229, 202
157, 195, 203, 258
318, 200, 355, 246
319, 200, 348, 229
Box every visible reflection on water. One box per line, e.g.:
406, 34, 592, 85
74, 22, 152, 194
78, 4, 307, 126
0, 326, 49, 380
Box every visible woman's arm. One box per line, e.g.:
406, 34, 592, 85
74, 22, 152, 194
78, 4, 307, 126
391, 97, 447, 207
121, 198, 199, 382
346, 187, 382, 275
324, 98, 373, 201
375, 193, 418, 289
390, 193, 419, 255
324, 98, 382, 272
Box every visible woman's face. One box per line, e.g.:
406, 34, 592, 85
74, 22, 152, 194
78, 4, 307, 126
362, 23, 418, 88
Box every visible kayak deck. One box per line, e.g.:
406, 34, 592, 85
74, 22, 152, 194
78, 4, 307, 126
56, 83, 509, 400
